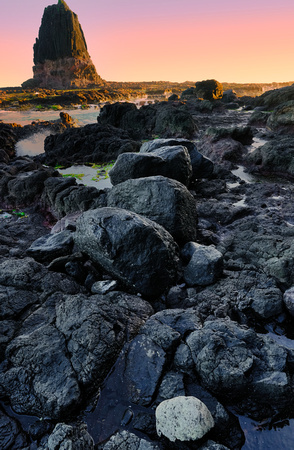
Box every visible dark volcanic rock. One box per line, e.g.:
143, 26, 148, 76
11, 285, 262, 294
41, 123, 140, 166
28, 0, 103, 88
98, 101, 197, 139
140, 138, 214, 180
266, 100, 294, 134
254, 84, 294, 109
247, 136, 294, 179
107, 176, 198, 244
109, 145, 192, 187
186, 318, 292, 413
195, 79, 223, 101
74, 207, 179, 298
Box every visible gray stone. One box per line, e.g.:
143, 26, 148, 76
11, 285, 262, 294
27, 230, 74, 262
157, 371, 185, 402
186, 318, 290, 407
74, 207, 179, 298
183, 243, 223, 286
91, 280, 118, 294
0, 324, 81, 419
109, 145, 192, 187
100, 430, 160, 449
107, 175, 197, 244
156, 396, 214, 442
139, 316, 181, 352
267, 100, 294, 134
124, 335, 166, 405
40, 422, 94, 450
283, 287, 294, 316
140, 138, 213, 179
55, 292, 153, 388
199, 441, 230, 450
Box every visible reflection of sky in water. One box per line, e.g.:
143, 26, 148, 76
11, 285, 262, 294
0, 106, 100, 126
15, 131, 50, 156
58, 165, 112, 189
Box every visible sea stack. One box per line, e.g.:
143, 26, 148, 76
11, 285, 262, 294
23, 0, 104, 88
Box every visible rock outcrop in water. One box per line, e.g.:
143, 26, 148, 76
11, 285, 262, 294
23, 0, 104, 89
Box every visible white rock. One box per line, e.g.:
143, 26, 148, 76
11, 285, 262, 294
155, 396, 214, 442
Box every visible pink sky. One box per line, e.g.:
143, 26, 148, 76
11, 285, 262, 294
0, 0, 293, 87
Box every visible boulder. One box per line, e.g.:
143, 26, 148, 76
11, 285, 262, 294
74, 207, 179, 298
183, 243, 223, 286
156, 396, 214, 442
186, 318, 291, 409
254, 84, 294, 109
266, 100, 294, 134
140, 138, 214, 179
153, 105, 197, 138
3, 167, 57, 207
27, 230, 74, 263
107, 176, 197, 244
109, 145, 192, 186
195, 79, 223, 101
247, 136, 294, 179
124, 335, 166, 405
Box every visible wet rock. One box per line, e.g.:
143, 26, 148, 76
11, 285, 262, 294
199, 441, 230, 450
39, 422, 94, 450
199, 138, 246, 167
99, 430, 161, 449
43, 176, 107, 218
3, 167, 57, 207
41, 123, 140, 166
154, 104, 197, 139
0, 323, 81, 419
283, 287, 294, 316
186, 318, 291, 412
0, 257, 82, 295
74, 207, 179, 298
254, 84, 294, 109
157, 371, 185, 402
183, 243, 223, 286
91, 279, 118, 294
107, 176, 197, 244
124, 335, 166, 405
204, 126, 253, 145
27, 229, 74, 263
55, 292, 153, 389
29, 419, 54, 441
109, 145, 192, 187
140, 137, 214, 180
156, 396, 214, 442
0, 408, 29, 449
266, 100, 294, 134
98, 101, 197, 140
248, 110, 270, 127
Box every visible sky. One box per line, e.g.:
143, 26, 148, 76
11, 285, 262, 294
0, 0, 294, 87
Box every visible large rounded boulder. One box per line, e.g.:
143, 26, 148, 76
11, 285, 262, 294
74, 207, 179, 298
109, 145, 192, 187
107, 176, 197, 244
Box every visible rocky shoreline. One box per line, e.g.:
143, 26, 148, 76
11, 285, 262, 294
1, 87, 294, 449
